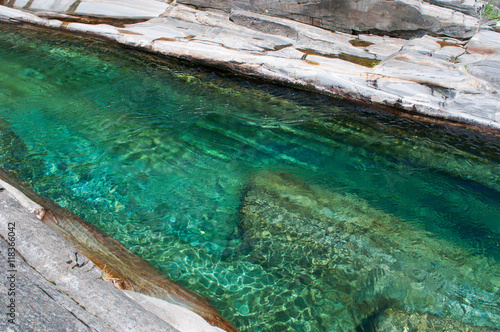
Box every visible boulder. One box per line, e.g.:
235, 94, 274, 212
238, 172, 500, 330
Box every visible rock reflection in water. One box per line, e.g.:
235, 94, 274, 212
237, 172, 500, 331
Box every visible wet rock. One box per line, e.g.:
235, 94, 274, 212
238, 172, 500, 330
371, 308, 499, 331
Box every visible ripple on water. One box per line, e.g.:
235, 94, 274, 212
0, 23, 499, 331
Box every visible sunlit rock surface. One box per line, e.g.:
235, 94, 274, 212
8, 0, 169, 18
179, 0, 481, 38
1, 1, 499, 130
239, 172, 500, 330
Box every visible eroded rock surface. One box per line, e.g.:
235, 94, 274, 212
180, 0, 481, 38
1, 2, 499, 130
0, 172, 234, 332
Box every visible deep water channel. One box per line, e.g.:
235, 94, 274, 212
1, 24, 500, 331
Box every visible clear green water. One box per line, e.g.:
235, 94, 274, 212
0, 24, 499, 331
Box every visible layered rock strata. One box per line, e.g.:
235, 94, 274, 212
180, 0, 482, 38
0, 1, 499, 130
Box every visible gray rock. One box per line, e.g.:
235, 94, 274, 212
423, 0, 483, 17
229, 10, 299, 39
0, 239, 95, 332
466, 59, 500, 88
7, 0, 169, 19
0, 177, 234, 331
1, 4, 499, 129
0, 184, 180, 332
178, 0, 481, 38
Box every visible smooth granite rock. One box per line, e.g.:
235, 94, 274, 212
9, 0, 169, 18
0, 175, 233, 331
424, 0, 483, 16
180, 0, 482, 38
0, 183, 179, 331
0, 238, 96, 332
1, 3, 499, 130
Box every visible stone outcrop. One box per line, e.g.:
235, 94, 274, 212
0, 1, 499, 130
0, 171, 235, 332
180, 0, 482, 38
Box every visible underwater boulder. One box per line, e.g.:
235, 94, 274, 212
238, 172, 500, 330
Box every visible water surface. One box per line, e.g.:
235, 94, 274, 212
0, 24, 499, 331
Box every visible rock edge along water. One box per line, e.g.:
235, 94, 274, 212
0, 1, 499, 131
0, 168, 237, 332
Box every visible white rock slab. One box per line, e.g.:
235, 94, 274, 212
123, 290, 226, 332
74, 0, 169, 18
0, 3, 498, 130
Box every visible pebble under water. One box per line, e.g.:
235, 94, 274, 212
0, 24, 499, 331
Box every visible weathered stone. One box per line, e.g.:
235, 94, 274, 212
0, 238, 97, 332
229, 10, 299, 39
466, 29, 500, 58
0, 171, 237, 332
424, 0, 483, 17
179, 0, 481, 38
1, 4, 499, 130
0, 183, 179, 332
8, 0, 169, 19
466, 60, 500, 88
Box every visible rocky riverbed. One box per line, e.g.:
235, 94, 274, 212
0, 0, 499, 130
0, 1, 499, 331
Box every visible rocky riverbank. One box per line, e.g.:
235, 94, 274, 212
0, 1, 499, 331
0, 0, 499, 130
0, 171, 235, 331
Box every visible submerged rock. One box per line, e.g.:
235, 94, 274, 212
238, 172, 500, 330
370, 308, 499, 331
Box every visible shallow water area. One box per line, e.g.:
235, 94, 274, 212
0, 24, 499, 331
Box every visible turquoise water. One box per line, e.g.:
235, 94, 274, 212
0, 24, 499, 331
